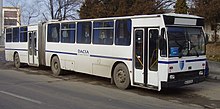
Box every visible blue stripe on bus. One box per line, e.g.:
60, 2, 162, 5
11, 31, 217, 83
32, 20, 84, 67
46, 50, 132, 61
5, 48, 28, 51
159, 59, 206, 64
186, 59, 206, 62
46, 50, 77, 56
158, 61, 178, 64
90, 55, 132, 61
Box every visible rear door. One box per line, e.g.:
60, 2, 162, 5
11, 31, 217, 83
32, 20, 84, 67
28, 31, 39, 66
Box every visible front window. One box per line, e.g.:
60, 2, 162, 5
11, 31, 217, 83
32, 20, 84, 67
167, 27, 205, 57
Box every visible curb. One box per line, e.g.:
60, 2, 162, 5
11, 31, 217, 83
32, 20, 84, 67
207, 61, 220, 80
207, 73, 220, 80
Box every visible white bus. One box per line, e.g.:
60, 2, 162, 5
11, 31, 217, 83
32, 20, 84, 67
5, 13, 208, 91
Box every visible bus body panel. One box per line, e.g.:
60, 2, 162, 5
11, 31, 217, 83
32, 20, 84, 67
4, 14, 206, 91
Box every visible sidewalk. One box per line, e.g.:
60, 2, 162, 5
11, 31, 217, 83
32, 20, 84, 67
207, 61, 220, 80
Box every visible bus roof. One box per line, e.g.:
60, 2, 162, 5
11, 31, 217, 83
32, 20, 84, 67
48, 13, 203, 23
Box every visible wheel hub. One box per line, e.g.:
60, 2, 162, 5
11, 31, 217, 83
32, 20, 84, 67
54, 62, 58, 70
117, 70, 126, 83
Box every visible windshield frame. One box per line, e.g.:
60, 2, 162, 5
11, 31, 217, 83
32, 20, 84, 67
166, 26, 206, 58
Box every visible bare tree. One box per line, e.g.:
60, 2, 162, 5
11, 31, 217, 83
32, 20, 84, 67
23, 0, 42, 25
44, 0, 82, 20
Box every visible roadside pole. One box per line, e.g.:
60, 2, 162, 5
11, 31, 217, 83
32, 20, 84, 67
0, 0, 3, 47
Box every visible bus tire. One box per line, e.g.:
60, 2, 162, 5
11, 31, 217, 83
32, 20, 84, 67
51, 56, 62, 76
14, 53, 21, 68
113, 63, 130, 90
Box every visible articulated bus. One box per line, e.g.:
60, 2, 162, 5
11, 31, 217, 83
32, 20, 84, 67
5, 14, 207, 91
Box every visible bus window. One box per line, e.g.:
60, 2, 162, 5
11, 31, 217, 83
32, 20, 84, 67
61, 23, 75, 43
13, 27, 19, 42
135, 30, 143, 69
149, 29, 159, 71
6, 28, 12, 42
115, 19, 131, 46
93, 21, 114, 45
77, 22, 91, 44
47, 23, 60, 42
160, 28, 167, 57
20, 26, 28, 42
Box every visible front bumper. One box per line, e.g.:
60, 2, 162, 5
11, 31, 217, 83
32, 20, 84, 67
161, 76, 205, 88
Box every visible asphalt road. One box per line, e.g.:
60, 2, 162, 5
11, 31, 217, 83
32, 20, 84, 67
0, 51, 220, 109
0, 69, 204, 109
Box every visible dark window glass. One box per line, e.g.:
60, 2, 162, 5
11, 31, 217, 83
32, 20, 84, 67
77, 22, 91, 44
94, 21, 114, 28
13, 27, 19, 42
4, 19, 17, 26
6, 28, 12, 42
149, 29, 159, 71
115, 19, 132, 46
135, 30, 143, 69
93, 21, 114, 45
61, 23, 75, 43
160, 28, 167, 57
20, 27, 28, 42
47, 23, 60, 42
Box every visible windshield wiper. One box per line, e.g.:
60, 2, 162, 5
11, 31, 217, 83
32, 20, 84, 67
177, 40, 189, 58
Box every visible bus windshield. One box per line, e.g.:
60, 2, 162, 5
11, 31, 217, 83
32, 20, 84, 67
167, 26, 205, 57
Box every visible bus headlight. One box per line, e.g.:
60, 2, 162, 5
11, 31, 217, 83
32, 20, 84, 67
169, 75, 175, 80
199, 71, 204, 76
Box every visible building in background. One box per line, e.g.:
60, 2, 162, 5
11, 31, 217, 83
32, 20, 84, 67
0, 6, 20, 46
3, 7, 20, 27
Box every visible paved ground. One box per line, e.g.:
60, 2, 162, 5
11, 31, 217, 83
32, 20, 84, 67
0, 50, 220, 109
1, 69, 208, 109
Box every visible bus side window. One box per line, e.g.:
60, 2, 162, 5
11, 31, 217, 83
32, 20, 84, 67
77, 22, 91, 44
47, 23, 60, 42
93, 21, 114, 45
160, 28, 167, 57
115, 19, 131, 46
20, 26, 28, 42
61, 23, 75, 43
6, 28, 12, 42
13, 27, 19, 42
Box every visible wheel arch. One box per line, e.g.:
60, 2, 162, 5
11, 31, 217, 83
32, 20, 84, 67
111, 61, 130, 84
13, 51, 19, 60
50, 54, 59, 66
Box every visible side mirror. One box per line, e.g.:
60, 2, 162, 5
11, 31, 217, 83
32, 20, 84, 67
159, 35, 166, 50
159, 28, 166, 50
205, 34, 209, 45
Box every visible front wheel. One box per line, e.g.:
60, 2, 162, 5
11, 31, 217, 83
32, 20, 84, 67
113, 63, 130, 90
51, 56, 62, 76
14, 53, 21, 68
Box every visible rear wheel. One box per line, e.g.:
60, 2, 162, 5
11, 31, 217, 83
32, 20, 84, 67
51, 56, 62, 76
113, 63, 130, 90
14, 53, 21, 68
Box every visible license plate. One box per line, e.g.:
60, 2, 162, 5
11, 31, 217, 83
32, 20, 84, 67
184, 80, 193, 85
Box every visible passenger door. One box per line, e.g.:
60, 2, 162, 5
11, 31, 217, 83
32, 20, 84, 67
147, 28, 159, 86
134, 28, 145, 84
28, 31, 39, 66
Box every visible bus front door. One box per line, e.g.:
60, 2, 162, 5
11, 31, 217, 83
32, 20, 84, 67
134, 28, 159, 86
28, 31, 39, 66
134, 28, 145, 84
147, 28, 159, 86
